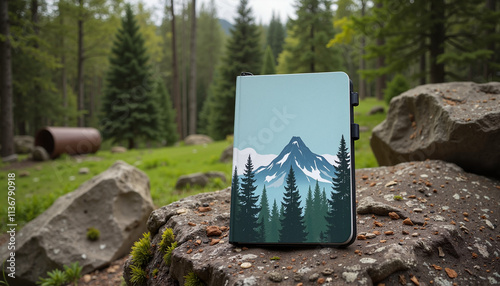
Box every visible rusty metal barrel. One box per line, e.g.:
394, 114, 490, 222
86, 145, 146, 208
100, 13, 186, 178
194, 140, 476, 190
35, 127, 101, 158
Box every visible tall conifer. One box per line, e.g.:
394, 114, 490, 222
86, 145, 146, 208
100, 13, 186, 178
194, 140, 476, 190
268, 199, 280, 242
156, 80, 178, 145
325, 135, 351, 241
101, 4, 161, 149
237, 155, 261, 242
203, 0, 262, 140
257, 186, 270, 241
279, 166, 307, 242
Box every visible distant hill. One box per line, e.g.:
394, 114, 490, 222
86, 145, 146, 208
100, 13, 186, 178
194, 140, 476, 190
218, 19, 233, 35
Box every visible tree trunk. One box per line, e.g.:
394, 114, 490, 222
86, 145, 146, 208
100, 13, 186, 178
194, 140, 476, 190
484, 0, 496, 80
0, 0, 14, 157
59, 2, 68, 126
128, 138, 135, 149
188, 0, 197, 135
77, 0, 85, 127
181, 3, 188, 139
170, 0, 182, 138
359, 0, 367, 99
31, 0, 42, 133
429, 0, 445, 83
375, 1, 386, 100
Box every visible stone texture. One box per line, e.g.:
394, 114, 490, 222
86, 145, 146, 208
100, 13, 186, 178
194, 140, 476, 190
175, 172, 226, 189
110, 146, 127, 153
0, 161, 154, 286
123, 160, 499, 286
13, 135, 34, 154
367, 105, 385, 115
184, 134, 213, 146
371, 82, 500, 178
32, 146, 50, 161
219, 145, 233, 163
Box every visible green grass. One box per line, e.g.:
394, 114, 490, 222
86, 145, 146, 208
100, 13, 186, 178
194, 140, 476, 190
354, 97, 388, 169
0, 98, 387, 233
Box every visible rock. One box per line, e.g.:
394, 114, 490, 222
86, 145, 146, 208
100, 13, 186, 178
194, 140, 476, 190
19, 171, 30, 177
219, 145, 233, 163
32, 146, 50, 161
122, 160, 499, 286
175, 172, 226, 189
175, 172, 209, 189
14, 135, 34, 154
110, 146, 127, 153
79, 167, 90, 174
371, 82, 500, 178
1, 153, 18, 163
184, 134, 213, 146
206, 226, 222, 237
367, 105, 385, 115
0, 161, 154, 286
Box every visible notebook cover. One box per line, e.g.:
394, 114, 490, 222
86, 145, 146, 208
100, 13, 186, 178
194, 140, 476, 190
229, 72, 357, 246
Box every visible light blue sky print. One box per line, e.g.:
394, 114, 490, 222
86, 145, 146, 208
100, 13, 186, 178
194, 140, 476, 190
234, 72, 351, 157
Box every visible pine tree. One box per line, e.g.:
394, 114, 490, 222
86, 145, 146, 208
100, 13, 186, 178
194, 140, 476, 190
325, 135, 351, 241
279, 166, 307, 243
278, 0, 341, 73
268, 199, 280, 242
156, 79, 179, 145
304, 185, 314, 241
266, 12, 285, 64
101, 4, 161, 149
261, 46, 276, 75
236, 155, 261, 242
257, 186, 270, 241
203, 0, 262, 140
231, 167, 242, 239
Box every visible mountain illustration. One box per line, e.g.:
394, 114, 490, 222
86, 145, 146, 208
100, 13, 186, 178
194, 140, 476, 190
253, 136, 336, 189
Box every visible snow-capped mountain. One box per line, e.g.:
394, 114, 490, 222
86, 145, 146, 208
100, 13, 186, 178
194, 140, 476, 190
253, 136, 336, 189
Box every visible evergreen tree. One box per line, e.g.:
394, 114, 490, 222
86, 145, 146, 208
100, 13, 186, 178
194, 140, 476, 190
101, 4, 161, 149
268, 199, 280, 242
325, 135, 351, 241
231, 167, 242, 239
261, 46, 276, 75
156, 79, 179, 145
236, 155, 261, 242
278, 0, 341, 73
266, 12, 285, 64
384, 74, 410, 104
257, 186, 270, 241
304, 185, 314, 241
203, 0, 262, 140
279, 166, 307, 243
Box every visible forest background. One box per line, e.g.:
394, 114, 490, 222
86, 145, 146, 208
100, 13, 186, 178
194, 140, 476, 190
0, 0, 498, 156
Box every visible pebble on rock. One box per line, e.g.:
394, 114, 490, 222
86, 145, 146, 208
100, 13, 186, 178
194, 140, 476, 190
240, 262, 252, 269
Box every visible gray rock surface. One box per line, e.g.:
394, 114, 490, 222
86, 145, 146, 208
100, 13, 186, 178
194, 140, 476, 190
367, 105, 385, 115
371, 82, 500, 178
175, 172, 227, 189
32, 146, 50, 161
0, 161, 154, 286
111, 146, 127, 153
219, 145, 233, 163
13, 135, 34, 154
123, 160, 499, 286
184, 134, 213, 145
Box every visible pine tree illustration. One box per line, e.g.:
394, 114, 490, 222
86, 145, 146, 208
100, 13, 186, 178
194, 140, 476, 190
279, 166, 307, 242
269, 199, 280, 242
237, 155, 261, 241
325, 135, 351, 241
257, 186, 270, 241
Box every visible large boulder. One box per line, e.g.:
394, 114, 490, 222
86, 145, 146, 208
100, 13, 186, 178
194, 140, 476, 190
219, 145, 233, 163
371, 82, 500, 178
32, 146, 50, 161
13, 135, 34, 154
123, 160, 499, 286
184, 134, 213, 146
0, 161, 154, 286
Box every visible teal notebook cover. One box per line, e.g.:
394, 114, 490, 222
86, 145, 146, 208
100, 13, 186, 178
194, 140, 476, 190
229, 72, 356, 246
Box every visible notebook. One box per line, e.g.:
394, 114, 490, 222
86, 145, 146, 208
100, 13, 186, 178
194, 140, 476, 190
229, 72, 359, 246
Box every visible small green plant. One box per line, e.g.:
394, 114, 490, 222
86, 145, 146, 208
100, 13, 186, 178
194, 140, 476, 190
63, 262, 82, 286
270, 256, 281, 260
131, 232, 152, 268
384, 73, 410, 104
36, 269, 66, 286
1, 261, 9, 286
158, 228, 175, 253
163, 241, 178, 265
86, 227, 100, 241
393, 195, 403, 201
129, 265, 148, 285
184, 272, 203, 286
152, 268, 159, 277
